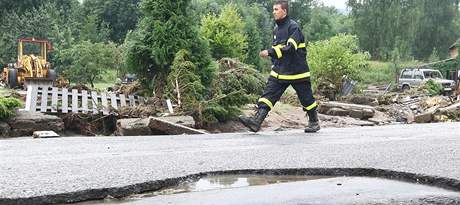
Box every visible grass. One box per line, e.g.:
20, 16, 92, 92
93, 82, 115, 91
360, 61, 396, 85
93, 69, 119, 91
358, 60, 426, 87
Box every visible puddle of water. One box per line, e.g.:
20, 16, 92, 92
76, 175, 460, 205
137, 175, 331, 198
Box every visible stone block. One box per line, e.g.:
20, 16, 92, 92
116, 118, 152, 136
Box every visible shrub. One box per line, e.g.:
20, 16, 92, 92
0, 97, 22, 120
308, 34, 370, 93
423, 79, 443, 96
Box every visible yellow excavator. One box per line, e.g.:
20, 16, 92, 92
2, 38, 57, 88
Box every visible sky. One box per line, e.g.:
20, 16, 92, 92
320, 0, 348, 10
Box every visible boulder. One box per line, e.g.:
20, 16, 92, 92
343, 95, 379, 106
160, 115, 195, 128
4, 111, 64, 138
115, 118, 152, 136
319, 102, 375, 120
0, 122, 11, 137
415, 111, 434, 123
326, 108, 349, 116
149, 117, 207, 135
116, 115, 205, 136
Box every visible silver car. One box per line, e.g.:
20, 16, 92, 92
398, 68, 455, 92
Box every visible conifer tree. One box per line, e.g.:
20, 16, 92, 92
126, 0, 212, 97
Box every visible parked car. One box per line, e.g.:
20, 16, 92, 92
398, 68, 456, 92
122, 73, 137, 84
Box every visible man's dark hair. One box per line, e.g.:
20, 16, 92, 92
274, 0, 289, 14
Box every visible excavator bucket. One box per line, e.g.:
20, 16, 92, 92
24, 77, 54, 88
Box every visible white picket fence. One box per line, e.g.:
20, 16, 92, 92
24, 86, 145, 115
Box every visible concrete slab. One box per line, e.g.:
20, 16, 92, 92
32, 131, 60, 138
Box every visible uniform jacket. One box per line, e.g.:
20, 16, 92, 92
268, 16, 310, 82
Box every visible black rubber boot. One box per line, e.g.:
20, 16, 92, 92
238, 108, 269, 132
304, 110, 320, 133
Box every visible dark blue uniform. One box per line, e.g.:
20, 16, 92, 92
257, 16, 317, 112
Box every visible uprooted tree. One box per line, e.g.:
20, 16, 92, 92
165, 52, 266, 128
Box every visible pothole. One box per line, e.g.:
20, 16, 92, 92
76, 175, 460, 205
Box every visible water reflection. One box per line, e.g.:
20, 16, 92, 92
142, 175, 331, 198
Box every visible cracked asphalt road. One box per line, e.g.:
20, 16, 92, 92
1, 122, 460, 203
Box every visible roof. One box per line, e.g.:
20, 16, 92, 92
449, 38, 460, 49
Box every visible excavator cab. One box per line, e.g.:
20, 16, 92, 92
2, 38, 56, 88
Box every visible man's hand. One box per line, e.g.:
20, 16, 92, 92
259, 50, 269, 58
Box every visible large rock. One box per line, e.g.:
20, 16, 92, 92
116, 115, 206, 136
342, 95, 379, 106
415, 111, 434, 123
319, 102, 375, 120
149, 117, 207, 135
326, 108, 349, 116
159, 115, 195, 128
0, 122, 11, 137
115, 118, 152, 136
4, 111, 64, 138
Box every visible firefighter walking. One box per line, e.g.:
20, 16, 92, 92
239, 0, 320, 133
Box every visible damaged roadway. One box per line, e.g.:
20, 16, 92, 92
1, 122, 460, 204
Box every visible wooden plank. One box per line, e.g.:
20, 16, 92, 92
110, 93, 118, 109
91, 91, 99, 114
138, 96, 145, 105
82, 90, 88, 113
101, 92, 109, 115
25, 85, 37, 111
40, 87, 49, 112
72, 89, 78, 113
119, 94, 127, 107
51, 87, 58, 113
62, 88, 68, 113
129, 95, 135, 106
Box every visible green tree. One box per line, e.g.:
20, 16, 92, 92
80, 0, 140, 43
57, 41, 122, 88
200, 3, 248, 61
289, 0, 315, 26
239, 3, 272, 70
79, 15, 110, 43
304, 6, 352, 42
348, 0, 460, 60
0, 1, 80, 68
126, 0, 213, 97
413, 0, 460, 59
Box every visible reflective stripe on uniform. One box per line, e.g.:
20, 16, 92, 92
287, 38, 298, 50
272, 45, 283, 58
270, 70, 311, 80
305, 101, 318, 111
258, 98, 274, 110
273, 42, 306, 50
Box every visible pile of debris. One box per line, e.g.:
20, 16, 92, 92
323, 85, 460, 125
